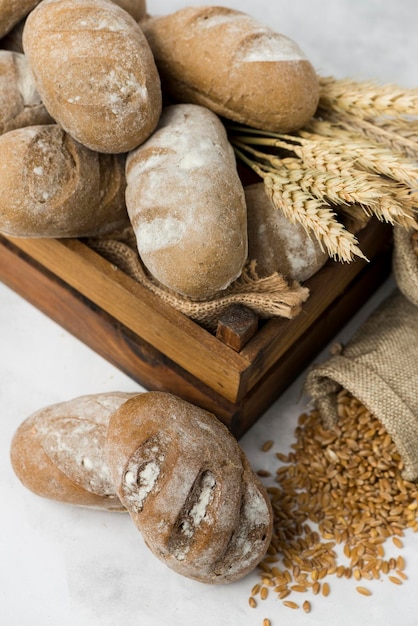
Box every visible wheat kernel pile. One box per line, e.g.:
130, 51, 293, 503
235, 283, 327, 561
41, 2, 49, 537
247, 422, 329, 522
248, 390, 418, 616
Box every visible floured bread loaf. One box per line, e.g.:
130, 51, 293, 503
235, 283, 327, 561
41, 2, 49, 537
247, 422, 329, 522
10, 392, 138, 510
0, 124, 129, 238
125, 103, 248, 300
246, 183, 328, 281
22, 0, 162, 153
0, 50, 53, 134
106, 392, 273, 583
0, 0, 39, 40
142, 5, 319, 133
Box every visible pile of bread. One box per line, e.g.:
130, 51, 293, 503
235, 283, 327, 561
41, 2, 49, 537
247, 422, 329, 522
11, 389, 274, 584
0, 0, 327, 301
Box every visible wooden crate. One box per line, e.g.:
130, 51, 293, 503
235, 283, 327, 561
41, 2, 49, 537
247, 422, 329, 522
0, 219, 392, 437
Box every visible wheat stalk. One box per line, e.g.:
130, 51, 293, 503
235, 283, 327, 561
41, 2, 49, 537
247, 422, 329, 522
232, 134, 417, 228
233, 145, 365, 262
263, 173, 366, 262
310, 113, 418, 161
319, 76, 418, 118
299, 128, 418, 189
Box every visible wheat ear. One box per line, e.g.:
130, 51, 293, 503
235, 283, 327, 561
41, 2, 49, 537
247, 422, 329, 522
319, 75, 418, 118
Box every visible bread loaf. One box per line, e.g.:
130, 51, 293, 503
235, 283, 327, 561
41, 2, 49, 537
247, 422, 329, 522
0, 124, 129, 238
0, 51, 53, 134
0, 0, 39, 39
125, 103, 248, 300
106, 392, 273, 583
141, 6, 319, 133
245, 183, 328, 281
22, 0, 162, 153
10, 392, 138, 510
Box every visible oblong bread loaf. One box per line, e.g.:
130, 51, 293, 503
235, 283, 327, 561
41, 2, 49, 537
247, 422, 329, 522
245, 183, 328, 281
0, 124, 129, 238
22, 0, 162, 153
106, 391, 273, 583
10, 392, 138, 510
142, 5, 319, 133
125, 103, 248, 300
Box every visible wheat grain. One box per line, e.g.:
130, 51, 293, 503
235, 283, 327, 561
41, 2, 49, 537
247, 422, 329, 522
247, 391, 418, 615
318, 76, 418, 118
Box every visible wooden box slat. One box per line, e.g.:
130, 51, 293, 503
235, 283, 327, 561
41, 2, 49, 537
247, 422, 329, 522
0, 219, 393, 436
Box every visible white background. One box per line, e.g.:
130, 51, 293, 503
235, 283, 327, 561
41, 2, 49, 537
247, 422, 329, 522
1, 1, 418, 625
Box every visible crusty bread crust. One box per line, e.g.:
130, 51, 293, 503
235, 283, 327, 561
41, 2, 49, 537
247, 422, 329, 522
10, 392, 138, 510
106, 392, 273, 583
245, 183, 328, 281
125, 103, 248, 300
22, 0, 161, 153
142, 6, 319, 133
0, 124, 129, 238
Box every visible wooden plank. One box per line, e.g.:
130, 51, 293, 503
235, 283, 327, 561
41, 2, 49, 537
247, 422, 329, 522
215, 304, 258, 351
3, 235, 250, 403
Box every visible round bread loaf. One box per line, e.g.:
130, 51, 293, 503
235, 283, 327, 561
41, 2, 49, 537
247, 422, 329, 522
125, 103, 248, 300
10, 392, 138, 510
141, 5, 319, 133
0, 124, 129, 238
106, 391, 273, 584
246, 183, 328, 281
22, 0, 162, 153
0, 50, 53, 134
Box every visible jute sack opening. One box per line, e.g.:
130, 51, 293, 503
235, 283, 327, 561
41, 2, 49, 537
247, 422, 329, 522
393, 226, 418, 307
304, 290, 418, 481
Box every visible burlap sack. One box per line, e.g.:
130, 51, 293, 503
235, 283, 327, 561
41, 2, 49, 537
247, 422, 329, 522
304, 290, 418, 480
393, 226, 418, 307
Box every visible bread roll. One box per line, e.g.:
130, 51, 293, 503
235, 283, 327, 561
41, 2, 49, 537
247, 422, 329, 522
10, 392, 138, 510
22, 0, 162, 153
246, 183, 328, 281
0, 124, 129, 238
106, 392, 273, 583
141, 6, 319, 133
0, 51, 53, 134
0, 0, 39, 39
125, 104, 248, 300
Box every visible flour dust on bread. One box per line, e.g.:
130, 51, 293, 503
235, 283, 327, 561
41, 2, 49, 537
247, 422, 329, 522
22, 0, 161, 153
125, 103, 248, 301
0, 124, 129, 238
10, 392, 138, 511
142, 5, 319, 133
106, 392, 273, 583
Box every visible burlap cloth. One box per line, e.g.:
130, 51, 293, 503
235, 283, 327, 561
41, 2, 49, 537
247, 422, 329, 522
304, 290, 418, 481
86, 230, 309, 331
393, 226, 418, 307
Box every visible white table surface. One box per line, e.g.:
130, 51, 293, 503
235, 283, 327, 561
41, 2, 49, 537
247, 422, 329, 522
1, 1, 418, 625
